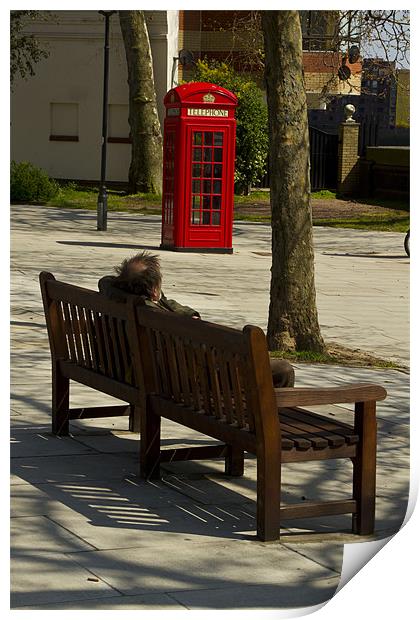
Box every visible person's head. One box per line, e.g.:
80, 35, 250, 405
114, 251, 162, 300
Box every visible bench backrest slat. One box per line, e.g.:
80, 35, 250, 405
40, 273, 139, 390
134, 305, 275, 433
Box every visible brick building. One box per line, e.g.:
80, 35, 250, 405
308, 60, 410, 147
178, 10, 362, 110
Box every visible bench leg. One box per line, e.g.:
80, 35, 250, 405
225, 445, 244, 476
52, 363, 70, 436
140, 399, 161, 480
128, 404, 142, 433
256, 449, 281, 541
353, 401, 377, 535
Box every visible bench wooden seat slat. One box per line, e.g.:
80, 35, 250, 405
279, 421, 314, 450
40, 271, 387, 542
282, 407, 359, 446
280, 411, 344, 449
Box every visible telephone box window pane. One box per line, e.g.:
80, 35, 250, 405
192, 179, 201, 193
191, 211, 200, 225
193, 148, 202, 162
193, 132, 202, 145
213, 180, 221, 194
192, 195, 201, 209
192, 164, 201, 178
203, 164, 212, 178
202, 211, 211, 225
204, 132, 213, 145
214, 164, 222, 178
214, 132, 223, 146
204, 148, 212, 162
214, 148, 223, 162
213, 196, 221, 210
203, 180, 211, 194
203, 196, 211, 209
212, 212, 221, 225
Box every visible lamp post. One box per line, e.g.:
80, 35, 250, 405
97, 10, 116, 231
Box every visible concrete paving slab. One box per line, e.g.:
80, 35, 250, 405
66, 538, 339, 597
166, 578, 339, 609
11, 452, 138, 485
11, 515, 96, 554
11, 428, 96, 458
14, 592, 188, 610
11, 480, 65, 517
11, 552, 118, 608
44, 500, 258, 549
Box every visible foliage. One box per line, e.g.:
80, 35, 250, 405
10, 11, 49, 85
189, 60, 268, 194
10, 161, 59, 203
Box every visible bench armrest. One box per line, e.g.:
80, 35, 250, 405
275, 383, 387, 408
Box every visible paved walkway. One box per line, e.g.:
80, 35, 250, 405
10, 205, 410, 610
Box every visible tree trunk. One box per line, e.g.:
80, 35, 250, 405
262, 11, 325, 353
119, 11, 162, 194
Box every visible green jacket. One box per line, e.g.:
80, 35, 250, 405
98, 275, 200, 318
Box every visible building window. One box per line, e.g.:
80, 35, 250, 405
107, 104, 131, 143
49, 103, 79, 141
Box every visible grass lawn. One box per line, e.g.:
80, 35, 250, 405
313, 214, 409, 232
44, 184, 409, 232
270, 343, 404, 370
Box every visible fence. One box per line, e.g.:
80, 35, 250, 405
256, 126, 338, 191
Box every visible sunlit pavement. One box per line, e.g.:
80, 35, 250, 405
10, 205, 409, 610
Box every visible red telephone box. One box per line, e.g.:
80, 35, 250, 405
161, 82, 237, 253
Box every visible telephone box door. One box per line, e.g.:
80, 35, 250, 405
185, 126, 233, 248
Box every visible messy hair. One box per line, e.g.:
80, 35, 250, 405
114, 251, 162, 298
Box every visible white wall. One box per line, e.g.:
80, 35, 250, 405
11, 10, 178, 183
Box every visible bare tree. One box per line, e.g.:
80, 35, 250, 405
221, 10, 409, 95
119, 10, 162, 194
262, 11, 325, 353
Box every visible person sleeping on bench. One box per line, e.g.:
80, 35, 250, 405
98, 250, 295, 389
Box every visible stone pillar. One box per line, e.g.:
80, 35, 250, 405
337, 104, 360, 197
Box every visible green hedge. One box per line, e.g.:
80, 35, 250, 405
188, 60, 268, 195
11, 160, 60, 203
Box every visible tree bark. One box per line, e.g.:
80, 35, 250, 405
262, 11, 325, 352
119, 11, 162, 194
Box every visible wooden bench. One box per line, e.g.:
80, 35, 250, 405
40, 271, 387, 542
39, 271, 240, 470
